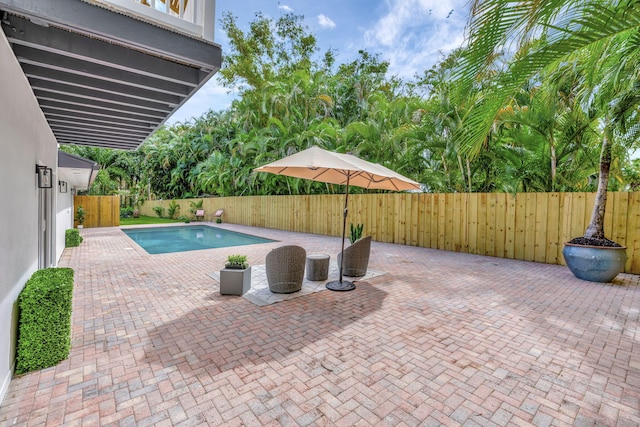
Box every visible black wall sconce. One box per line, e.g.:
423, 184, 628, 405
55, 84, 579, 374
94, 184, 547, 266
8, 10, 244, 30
36, 165, 52, 189
59, 180, 68, 193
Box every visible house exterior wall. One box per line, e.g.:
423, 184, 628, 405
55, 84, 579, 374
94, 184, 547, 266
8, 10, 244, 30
0, 30, 59, 403
56, 190, 74, 262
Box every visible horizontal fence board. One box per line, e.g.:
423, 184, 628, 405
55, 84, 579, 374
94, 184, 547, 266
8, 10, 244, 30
140, 192, 640, 274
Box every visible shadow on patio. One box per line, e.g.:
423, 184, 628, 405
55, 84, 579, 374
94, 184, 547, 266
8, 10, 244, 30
142, 282, 388, 377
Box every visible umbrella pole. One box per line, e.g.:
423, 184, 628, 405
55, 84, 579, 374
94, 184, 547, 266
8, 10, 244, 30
327, 174, 356, 291
339, 177, 349, 283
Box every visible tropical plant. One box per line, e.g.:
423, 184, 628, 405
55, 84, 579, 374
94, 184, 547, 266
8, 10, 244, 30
225, 254, 249, 269
54, 6, 640, 203
152, 206, 165, 218
455, 0, 640, 244
60, 145, 145, 200
349, 223, 364, 244
75, 205, 86, 225
622, 159, 640, 191
188, 199, 204, 216
167, 201, 180, 219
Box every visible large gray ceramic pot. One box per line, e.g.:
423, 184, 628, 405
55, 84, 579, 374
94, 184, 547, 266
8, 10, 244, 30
562, 243, 627, 283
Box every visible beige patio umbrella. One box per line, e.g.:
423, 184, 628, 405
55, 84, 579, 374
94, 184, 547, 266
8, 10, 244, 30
254, 146, 421, 291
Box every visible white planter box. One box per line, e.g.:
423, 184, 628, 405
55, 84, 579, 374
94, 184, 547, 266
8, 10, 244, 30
219, 267, 251, 295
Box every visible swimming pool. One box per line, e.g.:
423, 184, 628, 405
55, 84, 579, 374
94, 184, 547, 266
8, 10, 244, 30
122, 225, 276, 254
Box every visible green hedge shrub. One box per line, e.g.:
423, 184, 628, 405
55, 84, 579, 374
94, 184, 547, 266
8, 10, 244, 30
16, 268, 74, 375
65, 229, 83, 247
120, 206, 134, 218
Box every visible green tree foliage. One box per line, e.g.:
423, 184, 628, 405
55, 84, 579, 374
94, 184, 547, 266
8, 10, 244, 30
65, 6, 639, 207
454, 0, 640, 240
60, 145, 146, 204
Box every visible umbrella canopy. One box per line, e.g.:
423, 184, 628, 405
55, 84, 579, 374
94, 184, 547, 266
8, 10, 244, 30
254, 146, 421, 191
254, 146, 421, 291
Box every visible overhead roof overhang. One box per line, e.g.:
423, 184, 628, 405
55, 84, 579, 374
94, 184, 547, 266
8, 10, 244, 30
0, 0, 222, 151
58, 150, 100, 191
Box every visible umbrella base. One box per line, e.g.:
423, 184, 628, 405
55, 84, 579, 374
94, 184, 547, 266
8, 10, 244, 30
326, 280, 355, 291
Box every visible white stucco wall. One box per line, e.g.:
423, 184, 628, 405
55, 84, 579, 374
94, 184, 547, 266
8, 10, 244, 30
56, 190, 74, 262
0, 31, 59, 403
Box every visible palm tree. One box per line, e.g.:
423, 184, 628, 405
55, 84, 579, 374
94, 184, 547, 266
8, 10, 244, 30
455, 0, 640, 244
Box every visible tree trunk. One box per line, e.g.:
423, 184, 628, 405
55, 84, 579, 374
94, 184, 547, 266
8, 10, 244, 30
457, 154, 465, 189
442, 154, 449, 188
584, 131, 611, 239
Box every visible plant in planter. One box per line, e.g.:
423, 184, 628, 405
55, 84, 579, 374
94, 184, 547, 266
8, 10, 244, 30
560, 62, 638, 282
225, 254, 249, 269
220, 254, 251, 295
562, 119, 630, 282
349, 223, 364, 244
75, 205, 86, 229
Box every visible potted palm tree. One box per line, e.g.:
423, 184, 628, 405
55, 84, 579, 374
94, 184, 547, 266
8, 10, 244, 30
455, 0, 637, 282
560, 113, 630, 282
75, 205, 86, 229
219, 254, 251, 295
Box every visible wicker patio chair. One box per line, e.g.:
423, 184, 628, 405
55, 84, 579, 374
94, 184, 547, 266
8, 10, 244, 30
337, 236, 372, 277
265, 245, 307, 293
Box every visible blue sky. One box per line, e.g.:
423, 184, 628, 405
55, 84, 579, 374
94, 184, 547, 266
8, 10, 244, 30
167, 0, 470, 124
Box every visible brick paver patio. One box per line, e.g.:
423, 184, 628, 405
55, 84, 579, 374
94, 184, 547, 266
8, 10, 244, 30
1, 223, 639, 426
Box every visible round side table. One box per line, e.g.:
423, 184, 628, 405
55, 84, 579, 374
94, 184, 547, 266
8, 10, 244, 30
306, 253, 330, 281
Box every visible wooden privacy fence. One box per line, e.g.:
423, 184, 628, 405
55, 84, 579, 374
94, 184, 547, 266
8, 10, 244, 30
142, 192, 640, 274
74, 195, 120, 228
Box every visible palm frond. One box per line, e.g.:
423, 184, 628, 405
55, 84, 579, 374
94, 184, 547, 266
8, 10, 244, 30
456, 1, 640, 159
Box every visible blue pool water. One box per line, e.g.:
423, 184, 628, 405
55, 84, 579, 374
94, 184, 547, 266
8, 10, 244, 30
122, 225, 276, 254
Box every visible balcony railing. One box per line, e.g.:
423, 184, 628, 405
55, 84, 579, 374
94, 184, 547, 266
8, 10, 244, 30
88, 0, 215, 42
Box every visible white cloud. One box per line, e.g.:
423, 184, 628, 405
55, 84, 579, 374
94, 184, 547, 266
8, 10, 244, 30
361, 0, 468, 78
199, 81, 233, 97
278, 4, 294, 13
167, 80, 238, 124
317, 14, 336, 29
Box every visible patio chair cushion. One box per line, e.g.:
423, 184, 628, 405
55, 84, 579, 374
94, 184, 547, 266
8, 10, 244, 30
337, 236, 372, 277
266, 245, 306, 293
